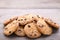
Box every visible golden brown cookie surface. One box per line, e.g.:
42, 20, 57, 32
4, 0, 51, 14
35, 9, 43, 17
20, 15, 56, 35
37, 18, 52, 35
24, 23, 41, 38
44, 18, 59, 29
4, 16, 18, 26
17, 16, 27, 25
15, 26, 25, 36
3, 20, 18, 36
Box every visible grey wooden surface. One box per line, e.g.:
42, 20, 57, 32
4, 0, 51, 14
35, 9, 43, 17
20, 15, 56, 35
0, 0, 60, 9
0, 9, 60, 40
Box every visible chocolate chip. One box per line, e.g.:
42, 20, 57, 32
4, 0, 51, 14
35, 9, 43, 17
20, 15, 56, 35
54, 23, 56, 24
16, 18, 18, 20
41, 25, 44, 27
9, 31, 11, 33
16, 17, 18, 20
19, 23, 21, 26
24, 19, 27, 20
18, 30, 21, 32
18, 20, 20, 21
34, 34, 36, 36
15, 18, 17, 20
10, 19, 12, 20
30, 34, 32, 36
37, 15, 40, 18
33, 20, 37, 23
28, 25, 31, 28
32, 17, 34, 18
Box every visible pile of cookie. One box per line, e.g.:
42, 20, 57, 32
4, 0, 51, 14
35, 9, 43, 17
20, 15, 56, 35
3, 14, 59, 38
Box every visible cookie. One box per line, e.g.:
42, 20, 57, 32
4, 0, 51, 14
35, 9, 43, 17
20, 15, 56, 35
17, 16, 27, 25
3, 20, 18, 36
37, 18, 52, 35
24, 23, 41, 38
15, 26, 25, 36
24, 14, 38, 24
4, 16, 18, 26
44, 18, 59, 29
17, 14, 37, 25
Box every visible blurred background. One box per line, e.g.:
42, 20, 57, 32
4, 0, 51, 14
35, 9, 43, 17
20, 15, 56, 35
0, 0, 60, 9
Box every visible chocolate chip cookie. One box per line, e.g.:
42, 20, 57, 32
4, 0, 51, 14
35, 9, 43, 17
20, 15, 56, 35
24, 23, 41, 38
3, 20, 18, 36
37, 18, 52, 35
15, 25, 25, 36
